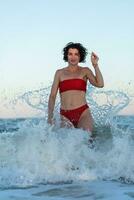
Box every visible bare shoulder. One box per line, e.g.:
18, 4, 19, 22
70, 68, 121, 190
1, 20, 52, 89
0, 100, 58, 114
56, 67, 66, 73
82, 66, 91, 71
54, 67, 66, 81
54, 68, 63, 77
58, 66, 69, 75
81, 66, 92, 75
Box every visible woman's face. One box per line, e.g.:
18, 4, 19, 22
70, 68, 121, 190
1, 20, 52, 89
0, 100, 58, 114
67, 48, 80, 66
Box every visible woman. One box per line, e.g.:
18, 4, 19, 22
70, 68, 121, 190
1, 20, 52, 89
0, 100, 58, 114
47, 42, 104, 133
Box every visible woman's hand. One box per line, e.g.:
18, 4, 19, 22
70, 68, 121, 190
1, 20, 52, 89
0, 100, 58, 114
47, 118, 55, 125
91, 52, 99, 68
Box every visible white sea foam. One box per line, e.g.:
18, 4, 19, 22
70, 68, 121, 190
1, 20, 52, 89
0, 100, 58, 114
0, 116, 134, 188
0, 85, 134, 188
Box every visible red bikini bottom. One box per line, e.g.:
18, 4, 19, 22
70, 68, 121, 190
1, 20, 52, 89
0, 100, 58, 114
60, 104, 89, 128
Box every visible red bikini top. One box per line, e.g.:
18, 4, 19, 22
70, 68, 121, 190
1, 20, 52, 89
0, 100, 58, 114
59, 78, 87, 93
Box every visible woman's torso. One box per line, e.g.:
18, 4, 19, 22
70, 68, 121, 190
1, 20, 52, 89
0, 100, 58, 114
59, 66, 88, 110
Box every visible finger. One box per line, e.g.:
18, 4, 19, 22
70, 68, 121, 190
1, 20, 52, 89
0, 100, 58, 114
92, 52, 98, 58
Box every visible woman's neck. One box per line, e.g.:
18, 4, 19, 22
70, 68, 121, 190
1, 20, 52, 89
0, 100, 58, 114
68, 65, 79, 72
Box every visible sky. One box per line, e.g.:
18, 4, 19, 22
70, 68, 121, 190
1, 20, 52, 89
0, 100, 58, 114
0, 0, 134, 117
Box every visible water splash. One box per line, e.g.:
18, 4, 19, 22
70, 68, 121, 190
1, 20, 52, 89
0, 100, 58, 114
12, 84, 130, 125
0, 84, 134, 188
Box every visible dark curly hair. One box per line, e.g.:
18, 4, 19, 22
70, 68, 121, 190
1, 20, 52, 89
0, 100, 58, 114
63, 42, 88, 63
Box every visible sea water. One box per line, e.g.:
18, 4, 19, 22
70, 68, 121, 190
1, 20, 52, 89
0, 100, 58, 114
0, 85, 134, 200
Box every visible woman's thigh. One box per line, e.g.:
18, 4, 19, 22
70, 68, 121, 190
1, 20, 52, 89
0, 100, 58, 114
77, 109, 93, 132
